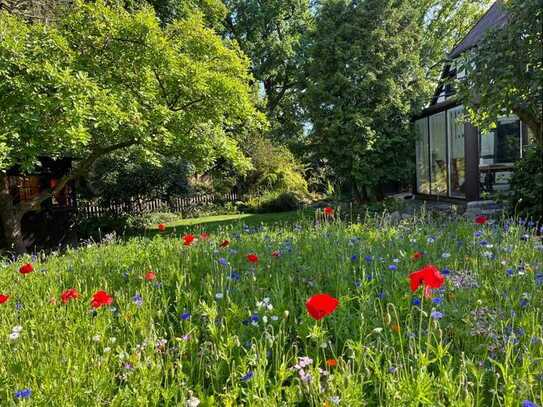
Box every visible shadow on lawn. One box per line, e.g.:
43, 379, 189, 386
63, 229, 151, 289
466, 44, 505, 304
142, 209, 316, 239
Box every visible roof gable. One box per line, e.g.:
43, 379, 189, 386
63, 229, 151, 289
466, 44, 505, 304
448, 1, 508, 59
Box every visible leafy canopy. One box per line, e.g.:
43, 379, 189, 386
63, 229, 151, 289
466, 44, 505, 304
0, 0, 261, 173
457, 0, 543, 145
303, 0, 426, 198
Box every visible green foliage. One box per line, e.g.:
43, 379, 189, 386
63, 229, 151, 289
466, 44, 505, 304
0, 0, 259, 174
244, 190, 307, 213
242, 136, 308, 195
457, 0, 543, 145
509, 145, 543, 220
82, 153, 194, 204
1, 215, 541, 404
303, 0, 424, 199
223, 0, 314, 149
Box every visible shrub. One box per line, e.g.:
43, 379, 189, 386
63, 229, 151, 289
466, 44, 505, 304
509, 145, 543, 221
245, 191, 307, 213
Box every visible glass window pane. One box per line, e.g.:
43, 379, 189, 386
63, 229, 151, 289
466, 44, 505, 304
429, 111, 447, 196
447, 107, 465, 198
415, 118, 430, 194
479, 116, 521, 195
480, 117, 520, 166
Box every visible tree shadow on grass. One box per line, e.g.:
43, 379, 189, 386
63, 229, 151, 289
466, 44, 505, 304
141, 209, 316, 239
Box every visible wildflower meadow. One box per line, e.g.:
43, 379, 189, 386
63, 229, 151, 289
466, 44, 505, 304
1, 211, 542, 406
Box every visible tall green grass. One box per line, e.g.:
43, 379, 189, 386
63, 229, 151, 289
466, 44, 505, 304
0, 211, 541, 406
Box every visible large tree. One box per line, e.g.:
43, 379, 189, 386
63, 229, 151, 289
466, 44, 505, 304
457, 0, 543, 146
0, 0, 260, 253
223, 0, 314, 151
303, 0, 428, 200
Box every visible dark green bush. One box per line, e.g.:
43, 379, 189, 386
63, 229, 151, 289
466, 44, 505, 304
245, 191, 307, 213
509, 145, 543, 221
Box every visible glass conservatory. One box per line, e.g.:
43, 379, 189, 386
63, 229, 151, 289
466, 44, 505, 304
413, 1, 528, 202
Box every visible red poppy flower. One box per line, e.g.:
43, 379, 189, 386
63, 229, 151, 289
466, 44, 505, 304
474, 215, 488, 225
183, 234, 195, 246
409, 264, 445, 298
200, 232, 209, 240
158, 223, 166, 232
326, 358, 337, 367
144, 271, 156, 281
411, 251, 424, 261
19, 263, 33, 275
60, 288, 79, 304
90, 290, 113, 309
219, 239, 230, 248
247, 253, 259, 263
0, 294, 9, 304
323, 207, 334, 215
306, 294, 339, 320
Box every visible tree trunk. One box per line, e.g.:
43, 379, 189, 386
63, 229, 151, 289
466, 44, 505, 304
513, 107, 543, 147
0, 177, 27, 254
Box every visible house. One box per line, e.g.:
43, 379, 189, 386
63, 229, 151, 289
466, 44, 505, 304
413, 1, 532, 202
1, 157, 76, 250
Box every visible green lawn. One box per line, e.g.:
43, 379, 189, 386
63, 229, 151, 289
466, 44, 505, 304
1, 213, 542, 405
145, 209, 316, 236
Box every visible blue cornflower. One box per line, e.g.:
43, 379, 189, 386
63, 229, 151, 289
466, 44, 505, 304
474, 231, 482, 238
441, 267, 450, 276
521, 400, 538, 407
535, 273, 543, 286
432, 297, 443, 305
520, 298, 529, 308
480, 239, 488, 247
15, 302, 23, 311
366, 273, 373, 281
218, 257, 228, 266
250, 314, 260, 323
180, 312, 191, 321
132, 293, 143, 307
354, 280, 362, 288
377, 291, 385, 300
411, 297, 421, 306
388, 366, 398, 374
241, 370, 254, 382
431, 311, 444, 320
364, 255, 373, 263
388, 264, 398, 271
229, 271, 240, 281
15, 388, 31, 399
506, 268, 515, 277
351, 255, 358, 262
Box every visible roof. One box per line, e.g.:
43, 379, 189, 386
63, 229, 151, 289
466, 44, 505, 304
448, 1, 508, 59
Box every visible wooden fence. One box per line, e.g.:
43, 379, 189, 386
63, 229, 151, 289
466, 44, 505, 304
77, 192, 240, 218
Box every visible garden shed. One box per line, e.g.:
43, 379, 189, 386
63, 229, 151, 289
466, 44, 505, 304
413, 1, 530, 202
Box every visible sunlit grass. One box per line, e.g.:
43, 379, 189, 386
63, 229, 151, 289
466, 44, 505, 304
0, 211, 541, 406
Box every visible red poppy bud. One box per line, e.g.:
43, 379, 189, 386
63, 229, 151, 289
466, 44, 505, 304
158, 223, 166, 232
91, 290, 113, 309
144, 271, 156, 281
19, 263, 33, 275
60, 288, 79, 304
247, 253, 259, 263
474, 215, 488, 225
323, 207, 334, 215
411, 251, 423, 261
0, 294, 9, 304
219, 240, 230, 248
183, 234, 195, 246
